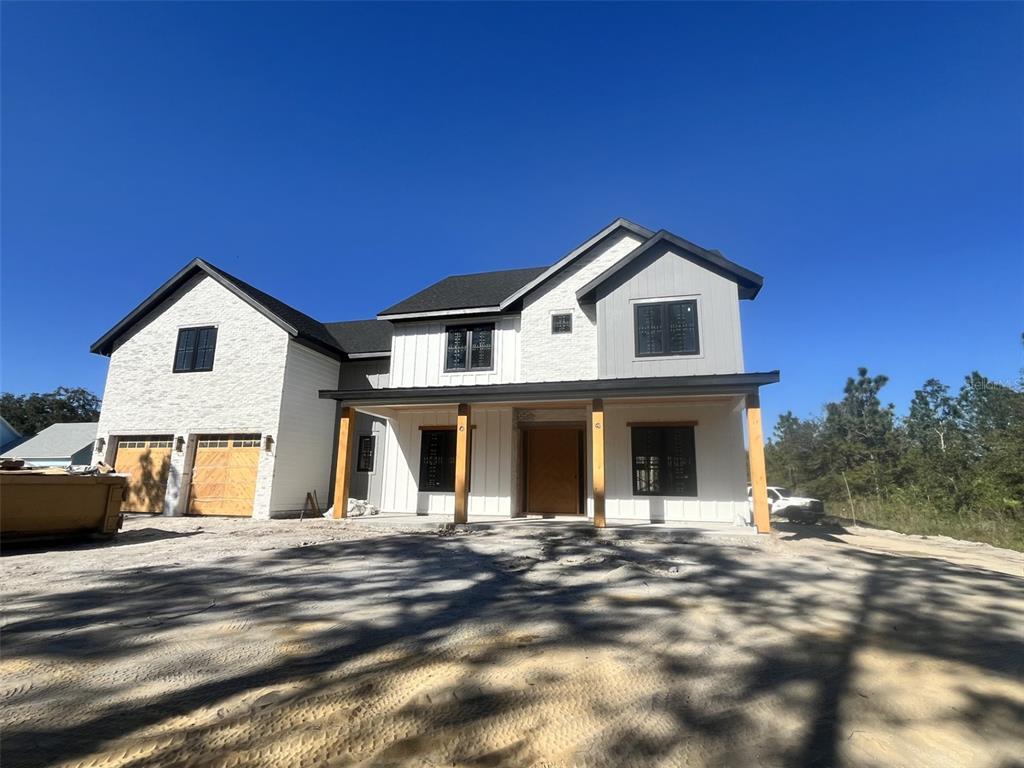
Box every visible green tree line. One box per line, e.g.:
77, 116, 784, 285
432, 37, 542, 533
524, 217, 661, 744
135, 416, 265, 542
0, 387, 102, 437
765, 365, 1024, 550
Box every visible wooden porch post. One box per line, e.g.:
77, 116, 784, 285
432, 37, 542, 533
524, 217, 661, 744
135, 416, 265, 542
332, 406, 355, 519
746, 393, 771, 534
454, 403, 471, 524
591, 398, 606, 528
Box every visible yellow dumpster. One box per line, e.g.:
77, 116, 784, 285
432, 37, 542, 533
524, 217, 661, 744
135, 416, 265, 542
0, 471, 127, 541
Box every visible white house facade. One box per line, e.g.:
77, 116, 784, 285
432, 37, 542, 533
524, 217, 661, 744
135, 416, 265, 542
90, 218, 778, 530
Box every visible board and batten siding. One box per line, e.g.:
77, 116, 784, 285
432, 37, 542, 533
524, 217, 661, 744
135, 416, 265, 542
349, 412, 387, 507
595, 248, 745, 378
387, 317, 519, 388
378, 407, 514, 516
603, 399, 751, 525
268, 340, 341, 515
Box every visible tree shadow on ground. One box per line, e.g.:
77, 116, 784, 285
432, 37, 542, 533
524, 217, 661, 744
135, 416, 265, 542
2, 524, 1022, 767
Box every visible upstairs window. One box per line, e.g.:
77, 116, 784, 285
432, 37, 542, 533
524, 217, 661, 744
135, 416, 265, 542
631, 425, 697, 496
634, 300, 699, 357
174, 326, 217, 372
551, 313, 573, 334
445, 324, 494, 372
418, 429, 456, 491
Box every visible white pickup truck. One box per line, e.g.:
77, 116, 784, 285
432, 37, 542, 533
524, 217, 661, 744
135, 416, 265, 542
747, 486, 825, 522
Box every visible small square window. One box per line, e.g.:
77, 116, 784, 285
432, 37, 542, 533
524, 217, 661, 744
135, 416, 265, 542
551, 313, 572, 334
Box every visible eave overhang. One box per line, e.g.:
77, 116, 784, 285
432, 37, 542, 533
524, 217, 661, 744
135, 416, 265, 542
320, 371, 780, 406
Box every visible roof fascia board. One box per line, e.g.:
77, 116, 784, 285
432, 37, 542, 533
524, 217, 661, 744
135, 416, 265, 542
377, 306, 504, 321
320, 371, 780, 406
576, 230, 764, 303
497, 218, 655, 310
90, 259, 301, 356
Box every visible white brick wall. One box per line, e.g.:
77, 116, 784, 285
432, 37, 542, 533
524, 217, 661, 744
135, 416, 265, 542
520, 232, 643, 382
93, 274, 292, 518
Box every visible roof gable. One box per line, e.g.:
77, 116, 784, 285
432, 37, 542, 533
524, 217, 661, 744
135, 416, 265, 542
90, 259, 344, 358
575, 230, 764, 303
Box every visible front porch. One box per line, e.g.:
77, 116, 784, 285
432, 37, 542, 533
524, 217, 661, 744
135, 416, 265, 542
321, 373, 779, 533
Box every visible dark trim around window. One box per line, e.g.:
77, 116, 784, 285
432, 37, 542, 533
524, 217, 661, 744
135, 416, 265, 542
633, 300, 699, 358
173, 326, 217, 372
551, 313, 573, 334
444, 323, 495, 372
418, 428, 456, 491
631, 425, 697, 497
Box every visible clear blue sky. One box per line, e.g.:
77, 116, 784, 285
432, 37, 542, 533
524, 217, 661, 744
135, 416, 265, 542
2, 2, 1021, 432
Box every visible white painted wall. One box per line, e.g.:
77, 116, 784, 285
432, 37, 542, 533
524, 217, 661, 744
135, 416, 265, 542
377, 406, 514, 516
388, 316, 520, 388
520, 232, 644, 382
269, 340, 341, 515
93, 274, 291, 518
595, 248, 745, 378
602, 399, 751, 525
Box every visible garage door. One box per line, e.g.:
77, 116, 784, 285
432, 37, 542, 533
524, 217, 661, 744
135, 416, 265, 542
114, 436, 173, 513
188, 434, 261, 516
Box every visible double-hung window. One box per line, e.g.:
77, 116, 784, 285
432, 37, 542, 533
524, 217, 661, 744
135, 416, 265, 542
445, 324, 494, 372
634, 300, 699, 357
356, 435, 376, 473
173, 326, 217, 372
631, 425, 697, 496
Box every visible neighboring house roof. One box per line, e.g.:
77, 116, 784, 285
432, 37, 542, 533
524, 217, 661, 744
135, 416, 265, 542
324, 319, 394, 356
377, 267, 548, 318
0, 422, 98, 460
576, 230, 764, 302
0, 415, 25, 454
91, 258, 346, 359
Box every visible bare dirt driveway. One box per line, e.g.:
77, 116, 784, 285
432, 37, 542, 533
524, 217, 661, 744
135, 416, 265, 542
2, 516, 1022, 768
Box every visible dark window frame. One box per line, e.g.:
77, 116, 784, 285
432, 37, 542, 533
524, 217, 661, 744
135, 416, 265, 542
444, 323, 495, 372
418, 428, 457, 492
633, 299, 700, 358
173, 326, 218, 373
356, 434, 376, 473
630, 425, 698, 497
551, 313, 573, 334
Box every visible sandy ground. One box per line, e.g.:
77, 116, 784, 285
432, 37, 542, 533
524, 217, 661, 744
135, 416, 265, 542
2, 516, 1022, 768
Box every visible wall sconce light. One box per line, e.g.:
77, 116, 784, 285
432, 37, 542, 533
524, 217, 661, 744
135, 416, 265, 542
95, 437, 105, 454
264, 435, 274, 452
175, 436, 185, 453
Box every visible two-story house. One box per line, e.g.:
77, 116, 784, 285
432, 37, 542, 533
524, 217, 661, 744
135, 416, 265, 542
91, 218, 778, 531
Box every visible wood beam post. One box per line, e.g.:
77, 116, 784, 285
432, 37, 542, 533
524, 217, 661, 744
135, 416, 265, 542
454, 403, 471, 524
332, 406, 355, 519
746, 393, 771, 534
591, 398, 606, 528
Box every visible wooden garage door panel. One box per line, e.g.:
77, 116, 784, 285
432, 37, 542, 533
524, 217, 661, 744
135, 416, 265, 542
114, 438, 172, 514
189, 438, 260, 517
527, 429, 581, 516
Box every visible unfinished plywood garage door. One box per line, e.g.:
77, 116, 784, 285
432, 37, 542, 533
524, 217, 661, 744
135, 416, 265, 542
188, 435, 261, 516
114, 436, 173, 513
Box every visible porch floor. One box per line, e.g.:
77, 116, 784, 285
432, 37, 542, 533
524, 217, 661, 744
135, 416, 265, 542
339, 510, 758, 537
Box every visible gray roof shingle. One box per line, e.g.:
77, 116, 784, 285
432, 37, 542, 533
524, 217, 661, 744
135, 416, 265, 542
0, 422, 98, 460
378, 266, 547, 316
324, 319, 393, 355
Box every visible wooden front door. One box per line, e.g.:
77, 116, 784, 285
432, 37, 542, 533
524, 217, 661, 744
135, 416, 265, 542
526, 428, 582, 515
114, 436, 173, 513
188, 435, 261, 517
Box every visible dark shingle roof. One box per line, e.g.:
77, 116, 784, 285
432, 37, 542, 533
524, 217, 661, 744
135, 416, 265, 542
378, 267, 547, 317
324, 319, 393, 355
202, 262, 344, 354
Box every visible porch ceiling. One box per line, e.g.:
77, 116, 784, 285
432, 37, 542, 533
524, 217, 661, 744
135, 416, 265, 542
319, 371, 780, 407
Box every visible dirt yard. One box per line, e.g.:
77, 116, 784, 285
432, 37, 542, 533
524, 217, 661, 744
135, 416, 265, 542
2, 516, 1022, 768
